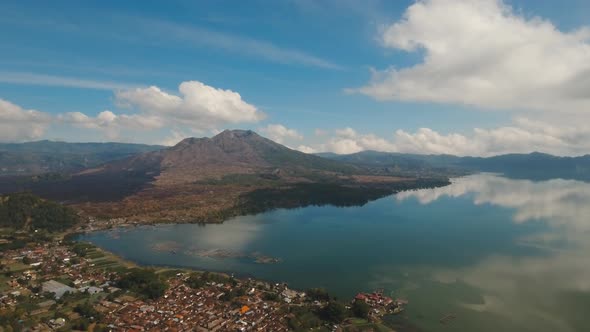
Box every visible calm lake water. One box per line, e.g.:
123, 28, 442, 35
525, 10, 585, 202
80, 174, 590, 332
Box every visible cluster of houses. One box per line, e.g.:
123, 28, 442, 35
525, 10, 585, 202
101, 276, 295, 331
354, 291, 409, 315
0, 243, 125, 329
0, 242, 310, 331
2, 241, 409, 331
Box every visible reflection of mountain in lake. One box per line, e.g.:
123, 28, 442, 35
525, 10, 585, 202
231, 180, 447, 215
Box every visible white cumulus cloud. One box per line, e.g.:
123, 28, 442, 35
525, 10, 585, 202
317, 127, 397, 154
296, 145, 317, 154
258, 124, 318, 153
311, 118, 590, 156
356, 0, 590, 113
62, 80, 264, 141
116, 81, 264, 129
0, 99, 52, 142
160, 130, 192, 146
393, 118, 590, 156
0, 80, 264, 143
59, 110, 163, 140
259, 124, 303, 144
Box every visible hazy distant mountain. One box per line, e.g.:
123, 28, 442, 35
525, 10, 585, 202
457, 152, 590, 180
0, 140, 163, 176
320, 151, 590, 181
318, 150, 465, 177
91, 129, 357, 185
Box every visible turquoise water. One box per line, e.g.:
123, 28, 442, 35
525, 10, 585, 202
80, 174, 590, 331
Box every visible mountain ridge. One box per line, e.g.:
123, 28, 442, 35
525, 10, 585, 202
0, 140, 164, 176
319, 150, 590, 181
86, 129, 357, 186
0, 130, 451, 224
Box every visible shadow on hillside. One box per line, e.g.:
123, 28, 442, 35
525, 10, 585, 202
230, 179, 450, 216
0, 171, 157, 203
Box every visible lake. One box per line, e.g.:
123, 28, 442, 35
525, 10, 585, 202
79, 174, 590, 331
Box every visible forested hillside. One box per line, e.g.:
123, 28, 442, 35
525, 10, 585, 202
0, 140, 163, 176
0, 192, 79, 231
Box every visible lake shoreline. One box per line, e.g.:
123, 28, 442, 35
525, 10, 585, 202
70, 178, 452, 233
71, 239, 416, 331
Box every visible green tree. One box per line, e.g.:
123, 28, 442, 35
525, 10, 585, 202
117, 268, 168, 299
262, 292, 279, 301
0, 192, 79, 232
320, 301, 348, 323
306, 288, 331, 302
352, 300, 370, 319
70, 318, 90, 331
186, 272, 205, 289
286, 307, 323, 330
74, 301, 101, 320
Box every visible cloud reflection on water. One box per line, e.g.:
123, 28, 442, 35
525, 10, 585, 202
393, 174, 590, 332
397, 173, 590, 231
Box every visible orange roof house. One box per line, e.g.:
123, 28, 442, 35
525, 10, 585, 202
240, 305, 250, 314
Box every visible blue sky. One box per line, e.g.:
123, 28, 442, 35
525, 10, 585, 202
1, 0, 590, 156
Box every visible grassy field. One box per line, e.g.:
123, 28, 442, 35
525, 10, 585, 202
6, 262, 30, 273
76, 244, 136, 273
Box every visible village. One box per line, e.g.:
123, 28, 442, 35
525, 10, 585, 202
101, 276, 296, 331
0, 238, 408, 331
